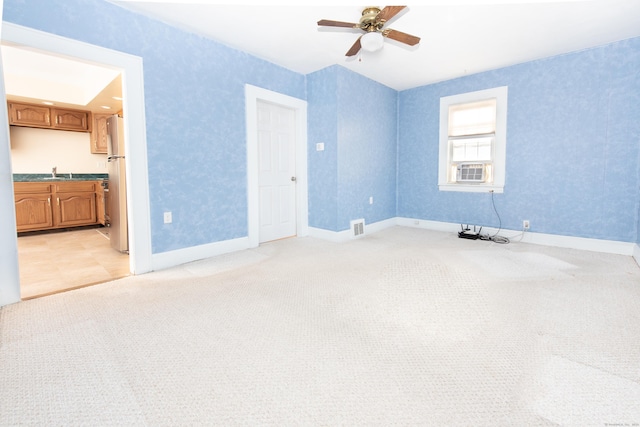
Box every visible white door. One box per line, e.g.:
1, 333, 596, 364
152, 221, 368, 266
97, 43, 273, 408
257, 101, 297, 243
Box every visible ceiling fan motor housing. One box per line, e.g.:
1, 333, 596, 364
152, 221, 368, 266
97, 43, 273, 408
360, 7, 384, 32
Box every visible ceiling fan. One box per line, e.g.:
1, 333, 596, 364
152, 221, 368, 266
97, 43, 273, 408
317, 6, 421, 57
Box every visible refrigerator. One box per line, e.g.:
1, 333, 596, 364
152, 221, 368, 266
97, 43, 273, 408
106, 115, 128, 253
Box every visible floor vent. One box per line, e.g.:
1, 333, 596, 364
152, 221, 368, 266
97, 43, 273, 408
350, 219, 365, 238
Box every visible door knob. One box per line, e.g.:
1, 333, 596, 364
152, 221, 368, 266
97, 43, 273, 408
291, 176, 297, 182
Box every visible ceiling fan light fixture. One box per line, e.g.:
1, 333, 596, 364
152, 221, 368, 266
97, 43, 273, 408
361, 31, 384, 52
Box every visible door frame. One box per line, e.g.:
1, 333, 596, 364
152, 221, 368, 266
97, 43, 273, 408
0, 23, 152, 305
245, 84, 308, 248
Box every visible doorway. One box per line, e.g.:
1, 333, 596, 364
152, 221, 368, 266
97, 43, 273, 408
0, 22, 152, 305
3, 46, 130, 298
245, 84, 309, 248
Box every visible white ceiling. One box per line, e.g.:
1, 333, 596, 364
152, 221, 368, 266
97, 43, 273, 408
1, 45, 122, 109
110, 0, 640, 91
3, 0, 638, 105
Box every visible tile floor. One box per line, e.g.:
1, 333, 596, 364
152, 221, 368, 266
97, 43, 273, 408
16, 227, 130, 300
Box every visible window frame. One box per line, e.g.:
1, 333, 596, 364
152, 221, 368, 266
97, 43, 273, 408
438, 86, 508, 193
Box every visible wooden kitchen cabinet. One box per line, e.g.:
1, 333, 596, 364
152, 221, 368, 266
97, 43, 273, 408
91, 113, 110, 154
52, 108, 91, 132
53, 181, 97, 227
8, 103, 51, 128
14, 181, 101, 232
14, 183, 54, 232
7, 102, 91, 132
55, 192, 97, 227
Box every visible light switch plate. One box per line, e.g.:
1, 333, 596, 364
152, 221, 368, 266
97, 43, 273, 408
164, 211, 172, 224
316, 142, 325, 151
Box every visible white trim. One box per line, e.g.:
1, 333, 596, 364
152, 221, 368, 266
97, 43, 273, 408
438, 86, 508, 193
437, 184, 504, 194
0, 12, 22, 306
308, 227, 351, 243
2, 23, 153, 274
367, 218, 400, 235
152, 237, 249, 271
0, 23, 152, 305
154, 223, 640, 271
245, 84, 308, 248
396, 217, 462, 233
309, 218, 397, 243
396, 217, 636, 256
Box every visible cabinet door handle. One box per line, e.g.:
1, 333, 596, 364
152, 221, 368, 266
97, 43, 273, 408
57, 197, 60, 206
47, 197, 51, 206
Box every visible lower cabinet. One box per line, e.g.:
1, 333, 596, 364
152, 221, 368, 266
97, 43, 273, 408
15, 191, 54, 231
55, 191, 97, 227
14, 181, 100, 232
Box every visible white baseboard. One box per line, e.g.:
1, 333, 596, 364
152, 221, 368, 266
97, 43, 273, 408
308, 227, 350, 242
396, 217, 636, 256
152, 237, 250, 271
396, 218, 461, 233
366, 218, 397, 235
309, 218, 397, 243
151, 220, 639, 272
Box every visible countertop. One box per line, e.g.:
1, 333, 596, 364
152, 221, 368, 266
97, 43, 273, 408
13, 173, 108, 182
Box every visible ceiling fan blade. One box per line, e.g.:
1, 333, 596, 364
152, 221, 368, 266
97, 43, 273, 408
317, 19, 358, 28
345, 36, 362, 57
376, 6, 406, 23
383, 29, 420, 46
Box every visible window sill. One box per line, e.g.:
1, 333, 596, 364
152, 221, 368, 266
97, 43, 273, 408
438, 183, 504, 193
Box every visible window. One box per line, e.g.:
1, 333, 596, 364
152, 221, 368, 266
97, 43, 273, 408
438, 86, 508, 193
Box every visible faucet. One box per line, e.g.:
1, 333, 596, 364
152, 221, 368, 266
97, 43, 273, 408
52, 166, 57, 178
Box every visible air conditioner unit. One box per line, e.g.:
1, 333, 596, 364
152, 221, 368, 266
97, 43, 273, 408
456, 163, 487, 183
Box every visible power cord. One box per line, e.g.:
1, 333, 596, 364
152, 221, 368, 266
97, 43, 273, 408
479, 190, 510, 244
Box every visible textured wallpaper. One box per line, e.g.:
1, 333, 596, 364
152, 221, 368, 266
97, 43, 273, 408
398, 37, 640, 242
5, 0, 640, 246
336, 67, 397, 231
308, 66, 398, 232
4, 0, 306, 253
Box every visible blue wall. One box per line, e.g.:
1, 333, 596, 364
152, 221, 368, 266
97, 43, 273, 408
308, 66, 398, 232
307, 67, 339, 231
5, 0, 640, 246
4, 0, 306, 253
398, 38, 640, 242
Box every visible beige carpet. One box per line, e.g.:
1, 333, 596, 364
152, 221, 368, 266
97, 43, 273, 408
1, 227, 639, 426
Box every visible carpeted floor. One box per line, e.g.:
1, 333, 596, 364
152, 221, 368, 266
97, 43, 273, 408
1, 226, 639, 426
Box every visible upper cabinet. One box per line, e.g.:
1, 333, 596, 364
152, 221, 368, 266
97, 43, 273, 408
91, 113, 111, 154
8, 103, 51, 128
52, 108, 91, 132
8, 102, 91, 132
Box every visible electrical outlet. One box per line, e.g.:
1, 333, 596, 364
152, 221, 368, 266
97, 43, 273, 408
369, 196, 373, 205
164, 211, 172, 224
523, 220, 530, 230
